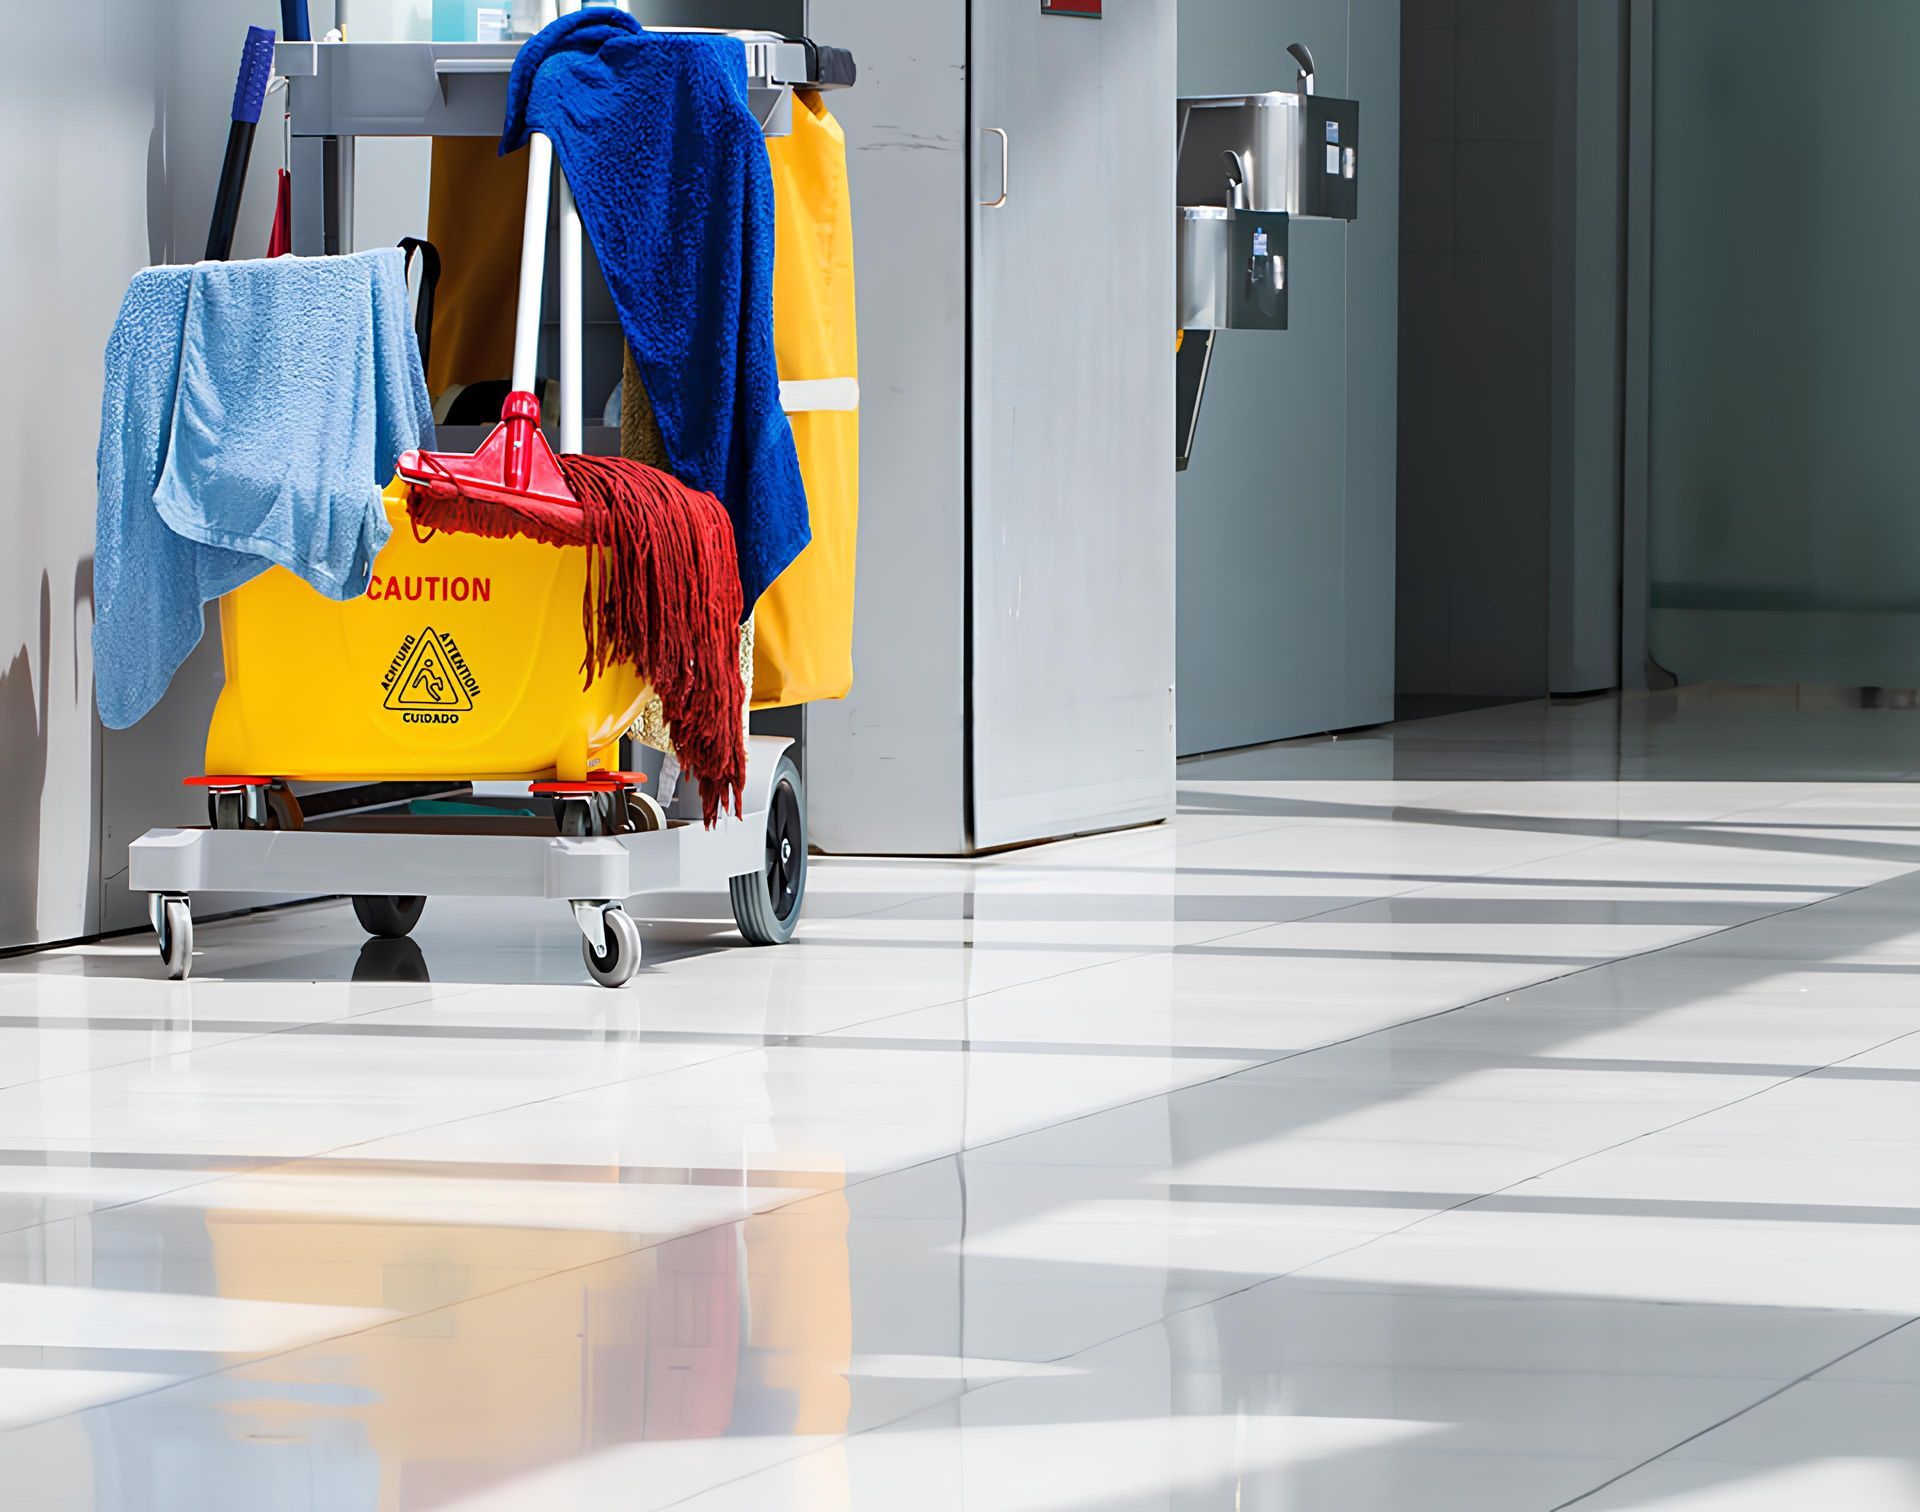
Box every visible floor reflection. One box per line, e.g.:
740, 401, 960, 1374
353, 938, 431, 985
19, 1178, 856, 1508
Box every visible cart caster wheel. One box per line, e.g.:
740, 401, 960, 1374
623, 791, 668, 834
209, 789, 249, 831
155, 896, 193, 981
351, 894, 426, 939
730, 754, 806, 946
556, 796, 601, 837
207, 782, 298, 831
582, 907, 642, 988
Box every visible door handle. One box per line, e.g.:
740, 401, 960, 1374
979, 126, 1008, 209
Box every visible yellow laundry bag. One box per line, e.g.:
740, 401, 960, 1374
753, 91, 859, 709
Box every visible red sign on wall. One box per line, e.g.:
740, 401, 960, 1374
1042, 0, 1102, 15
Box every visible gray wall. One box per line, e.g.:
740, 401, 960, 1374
1548, 0, 1624, 695
0, 5, 281, 947
1396, 0, 1554, 700
968, 0, 1177, 848
0, 6, 164, 947
1175, 0, 1401, 756
800, 0, 971, 854
1398, 0, 1624, 703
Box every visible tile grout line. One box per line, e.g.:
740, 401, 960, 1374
0, 976, 493, 1106
1523, 1019, 1920, 1508
1549, 1314, 1920, 1509
0, 981, 507, 1244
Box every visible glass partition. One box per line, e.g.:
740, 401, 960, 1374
1649, 1, 1920, 685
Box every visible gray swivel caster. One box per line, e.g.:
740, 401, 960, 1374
573, 901, 642, 988
150, 894, 193, 981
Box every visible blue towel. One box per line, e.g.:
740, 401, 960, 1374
94, 249, 433, 730
502, 9, 809, 610
94, 269, 256, 731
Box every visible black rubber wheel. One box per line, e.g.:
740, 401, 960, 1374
730, 755, 806, 945
351, 894, 427, 939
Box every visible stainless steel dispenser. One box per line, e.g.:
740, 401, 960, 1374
1175, 42, 1358, 468
1179, 206, 1288, 329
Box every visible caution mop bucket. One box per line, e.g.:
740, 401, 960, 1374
207, 124, 654, 787
205, 478, 650, 784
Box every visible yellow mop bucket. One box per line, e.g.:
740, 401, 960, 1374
205, 477, 650, 784
209, 132, 656, 788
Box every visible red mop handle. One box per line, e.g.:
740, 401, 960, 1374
500, 390, 541, 494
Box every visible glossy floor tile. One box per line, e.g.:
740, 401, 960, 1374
6, 692, 1920, 1507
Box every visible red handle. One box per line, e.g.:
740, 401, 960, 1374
500, 390, 543, 492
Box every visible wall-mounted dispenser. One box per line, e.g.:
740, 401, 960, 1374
1177, 204, 1289, 330
1175, 42, 1358, 468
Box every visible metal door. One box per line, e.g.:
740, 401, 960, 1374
969, 0, 1178, 850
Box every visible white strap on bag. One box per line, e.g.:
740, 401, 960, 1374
777, 377, 860, 413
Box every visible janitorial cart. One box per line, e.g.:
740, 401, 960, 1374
128, 30, 851, 987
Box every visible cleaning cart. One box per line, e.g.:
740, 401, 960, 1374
128, 31, 851, 987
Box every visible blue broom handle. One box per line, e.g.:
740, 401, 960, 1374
205, 27, 277, 261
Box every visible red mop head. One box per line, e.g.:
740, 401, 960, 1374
557, 455, 746, 826
402, 410, 746, 825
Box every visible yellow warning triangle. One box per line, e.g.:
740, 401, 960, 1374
385, 628, 474, 711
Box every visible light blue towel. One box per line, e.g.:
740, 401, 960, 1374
94, 249, 433, 729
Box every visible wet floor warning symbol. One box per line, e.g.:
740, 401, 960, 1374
383, 627, 477, 715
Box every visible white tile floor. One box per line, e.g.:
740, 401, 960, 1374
6, 690, 1920, 1507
